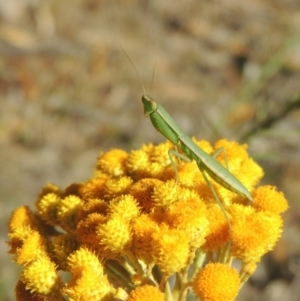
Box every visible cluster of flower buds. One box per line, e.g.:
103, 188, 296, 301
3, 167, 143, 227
7, 139, 288, 301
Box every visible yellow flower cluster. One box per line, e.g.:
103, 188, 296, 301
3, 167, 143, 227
7, 139, 288, 301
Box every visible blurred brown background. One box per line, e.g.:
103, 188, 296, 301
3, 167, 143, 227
1, 1, 300, 300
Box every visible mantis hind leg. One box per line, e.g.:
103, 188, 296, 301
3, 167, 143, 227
197, 162, 232, 230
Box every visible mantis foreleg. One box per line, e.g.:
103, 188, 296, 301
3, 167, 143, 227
168, 149, 191, 183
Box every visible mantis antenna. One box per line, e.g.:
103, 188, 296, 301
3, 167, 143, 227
149, 60, 157, 96
120, 45, 157, 96
120, 45, 146, 95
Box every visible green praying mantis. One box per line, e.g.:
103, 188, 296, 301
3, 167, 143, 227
122, 48, 253, 226
142, 96, 253, 227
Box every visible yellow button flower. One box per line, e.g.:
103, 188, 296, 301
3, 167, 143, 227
21, 254, 62, 296
193, 263, 240, 301
127, 285, 165, 301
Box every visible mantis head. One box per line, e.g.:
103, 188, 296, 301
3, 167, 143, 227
142, 95, 158, 117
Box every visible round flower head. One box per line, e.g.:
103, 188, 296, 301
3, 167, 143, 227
230, 204, 283, 262
202, 204, 230, 252
103, 176, 133, 199
76, 213, 108, 253
132, 213, 160, 266
75, 198, 108, 223
96, 149, 128, 176
36, 193, 61, 225
8, 206, 37, 233
129, 178, 163, 213
127, 285, 165, 301
107, 194, 140, 221
252, 185, 288, 214
192, 263, 240, 301
21, 253, 62, 296
150, 224, 191, 275
126, 142, 174, 180
63, 247, 115, 301
164, 188, 209, 248
97, 216, 132, 254
15, 230, 47, 266
56, 195, 83, 231
79, 173, 110, 200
